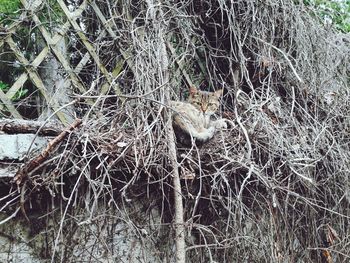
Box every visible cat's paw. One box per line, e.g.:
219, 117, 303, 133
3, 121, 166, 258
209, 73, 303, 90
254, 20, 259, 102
213, 119, 228, 129
208, 126, 216, 134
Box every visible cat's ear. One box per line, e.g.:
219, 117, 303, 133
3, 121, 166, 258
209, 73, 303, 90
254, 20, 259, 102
189, 86, 198, 96
214, 89, 223, 98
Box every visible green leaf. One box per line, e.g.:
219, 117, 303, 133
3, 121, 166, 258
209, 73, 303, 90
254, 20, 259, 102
0, 0, 21, 14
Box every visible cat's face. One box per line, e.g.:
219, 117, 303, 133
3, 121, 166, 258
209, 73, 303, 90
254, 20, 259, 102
187, 86, 223, 115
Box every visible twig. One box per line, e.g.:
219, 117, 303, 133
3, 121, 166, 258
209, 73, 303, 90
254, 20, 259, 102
145, 0, 187, 261
13, 119, 82, 186
253, 36, 304, 84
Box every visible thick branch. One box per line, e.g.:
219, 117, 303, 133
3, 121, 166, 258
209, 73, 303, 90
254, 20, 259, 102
0, 118, 62, 136
145, 0, 186, 261
167, 120, 186, 263
13, 119, 82, 185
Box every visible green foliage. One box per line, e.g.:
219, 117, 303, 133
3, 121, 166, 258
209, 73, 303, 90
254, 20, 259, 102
40, 0, 66, 25
0, 81, 28, 101
0, 81, 9, 93
0, 0, 65, 24
0, 0, 21, 22
304, 0, 350, 32
0, 0, 21, 13
0, 0, 64, 104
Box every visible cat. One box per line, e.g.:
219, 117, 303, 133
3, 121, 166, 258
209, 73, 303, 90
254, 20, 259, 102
171, 86, 228, 144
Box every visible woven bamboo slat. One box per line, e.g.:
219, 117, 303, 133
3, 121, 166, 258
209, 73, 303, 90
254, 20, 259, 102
5, 36, 69, 123
1, 0, 194, 121
0, 0, 103, 120
0, 89, 22, 119
5, 73, 28, 101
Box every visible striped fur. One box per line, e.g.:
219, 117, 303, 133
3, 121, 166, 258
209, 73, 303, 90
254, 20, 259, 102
171, 87, 226, 143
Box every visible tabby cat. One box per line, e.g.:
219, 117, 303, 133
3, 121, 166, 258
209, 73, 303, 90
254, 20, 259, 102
171, 86, 228, 143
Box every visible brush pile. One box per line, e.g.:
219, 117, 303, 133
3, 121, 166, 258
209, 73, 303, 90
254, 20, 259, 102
1, 0, 349, 262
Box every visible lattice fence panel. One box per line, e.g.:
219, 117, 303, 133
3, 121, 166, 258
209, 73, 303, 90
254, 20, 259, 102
0, 0, 205, 124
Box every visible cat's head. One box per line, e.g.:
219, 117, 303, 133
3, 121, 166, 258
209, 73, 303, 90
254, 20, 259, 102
187, 86, 223, 115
